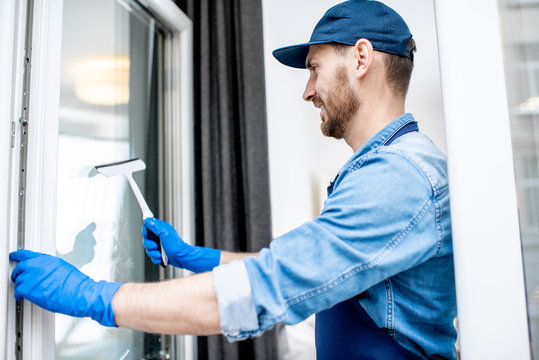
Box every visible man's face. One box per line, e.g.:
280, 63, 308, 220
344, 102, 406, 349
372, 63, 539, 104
304, 45, 359, 139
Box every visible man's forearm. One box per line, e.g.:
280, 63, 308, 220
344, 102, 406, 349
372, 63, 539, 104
219, 251, 257, 265
112, 272, 221, 335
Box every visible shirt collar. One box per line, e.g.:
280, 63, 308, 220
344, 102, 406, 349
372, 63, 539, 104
342, 113, 416, 169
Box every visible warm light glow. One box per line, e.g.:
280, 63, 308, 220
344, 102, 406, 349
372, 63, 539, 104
73, 57, 130, 106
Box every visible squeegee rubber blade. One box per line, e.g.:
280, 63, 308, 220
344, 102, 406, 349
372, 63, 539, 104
94, 158, 146, 177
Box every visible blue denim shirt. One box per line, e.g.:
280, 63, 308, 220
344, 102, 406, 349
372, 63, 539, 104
213, 113, 457, 359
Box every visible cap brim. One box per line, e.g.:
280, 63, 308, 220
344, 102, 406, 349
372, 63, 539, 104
272, 41, 331, 69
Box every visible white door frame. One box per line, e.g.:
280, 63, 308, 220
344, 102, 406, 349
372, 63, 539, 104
434, 1, 531, 358
1, 0, 194, 359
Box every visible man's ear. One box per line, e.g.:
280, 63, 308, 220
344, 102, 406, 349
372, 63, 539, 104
353, 38, 374, 79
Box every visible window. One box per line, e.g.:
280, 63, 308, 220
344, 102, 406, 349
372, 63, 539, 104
55, 0, 167, 357
2, 0, 193, 358
498, 0, 539, 356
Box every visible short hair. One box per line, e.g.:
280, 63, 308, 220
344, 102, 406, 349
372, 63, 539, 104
382, 37, 416, 97
331, 37, 417, 97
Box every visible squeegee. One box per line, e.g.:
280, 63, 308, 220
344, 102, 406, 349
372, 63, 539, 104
94, 158, 168, 267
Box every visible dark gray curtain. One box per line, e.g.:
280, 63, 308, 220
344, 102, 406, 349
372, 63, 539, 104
173, 0, 278, 359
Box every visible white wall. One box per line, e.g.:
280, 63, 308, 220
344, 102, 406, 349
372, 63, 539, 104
262, 0, 446, 239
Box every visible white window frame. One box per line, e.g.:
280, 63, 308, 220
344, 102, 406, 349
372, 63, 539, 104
0, 0, 23, 358
434, 0, 531, 358
1, 0, 194, 359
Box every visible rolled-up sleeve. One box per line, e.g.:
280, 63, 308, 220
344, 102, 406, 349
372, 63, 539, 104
213, 260, 261, 341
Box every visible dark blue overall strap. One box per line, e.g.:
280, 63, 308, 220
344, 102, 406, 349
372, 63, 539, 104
315, 121, 421, 359
315, 297, 419, 360
383, 121, 419, 146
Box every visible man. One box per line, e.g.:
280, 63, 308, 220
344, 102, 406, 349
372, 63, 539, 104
10, 1, 456, 359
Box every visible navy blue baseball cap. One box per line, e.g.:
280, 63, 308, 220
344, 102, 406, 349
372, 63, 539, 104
273, 0, 414, 69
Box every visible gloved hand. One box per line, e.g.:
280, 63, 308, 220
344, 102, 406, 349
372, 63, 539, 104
143, 217, 221, 273
10, 250, 122, 327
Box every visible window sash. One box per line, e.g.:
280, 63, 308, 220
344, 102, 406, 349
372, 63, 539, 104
2, 0, 194, 358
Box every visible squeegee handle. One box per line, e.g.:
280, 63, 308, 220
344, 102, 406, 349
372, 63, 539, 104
125, 174, 154, 219
125, 174, 168, 268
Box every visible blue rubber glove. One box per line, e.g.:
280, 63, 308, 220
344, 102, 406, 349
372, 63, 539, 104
142, 217, 221, 273
10, 250, 122, 327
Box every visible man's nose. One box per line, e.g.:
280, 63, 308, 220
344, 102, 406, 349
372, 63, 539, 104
303, 85, 316, 102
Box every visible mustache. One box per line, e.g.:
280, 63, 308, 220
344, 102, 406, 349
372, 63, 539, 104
312, 96, 324, 109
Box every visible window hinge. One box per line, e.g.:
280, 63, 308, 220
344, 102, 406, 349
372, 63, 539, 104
10, 121, 16, 148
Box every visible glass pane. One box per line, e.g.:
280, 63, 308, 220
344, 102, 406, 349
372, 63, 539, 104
498, 0, 539, 356
56, 0, 166, 358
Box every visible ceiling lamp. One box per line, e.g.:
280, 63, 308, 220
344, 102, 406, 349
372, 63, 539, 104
73, 56, 130, 106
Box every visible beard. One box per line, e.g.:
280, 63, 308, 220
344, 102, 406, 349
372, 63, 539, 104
317, 67, 359, 139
